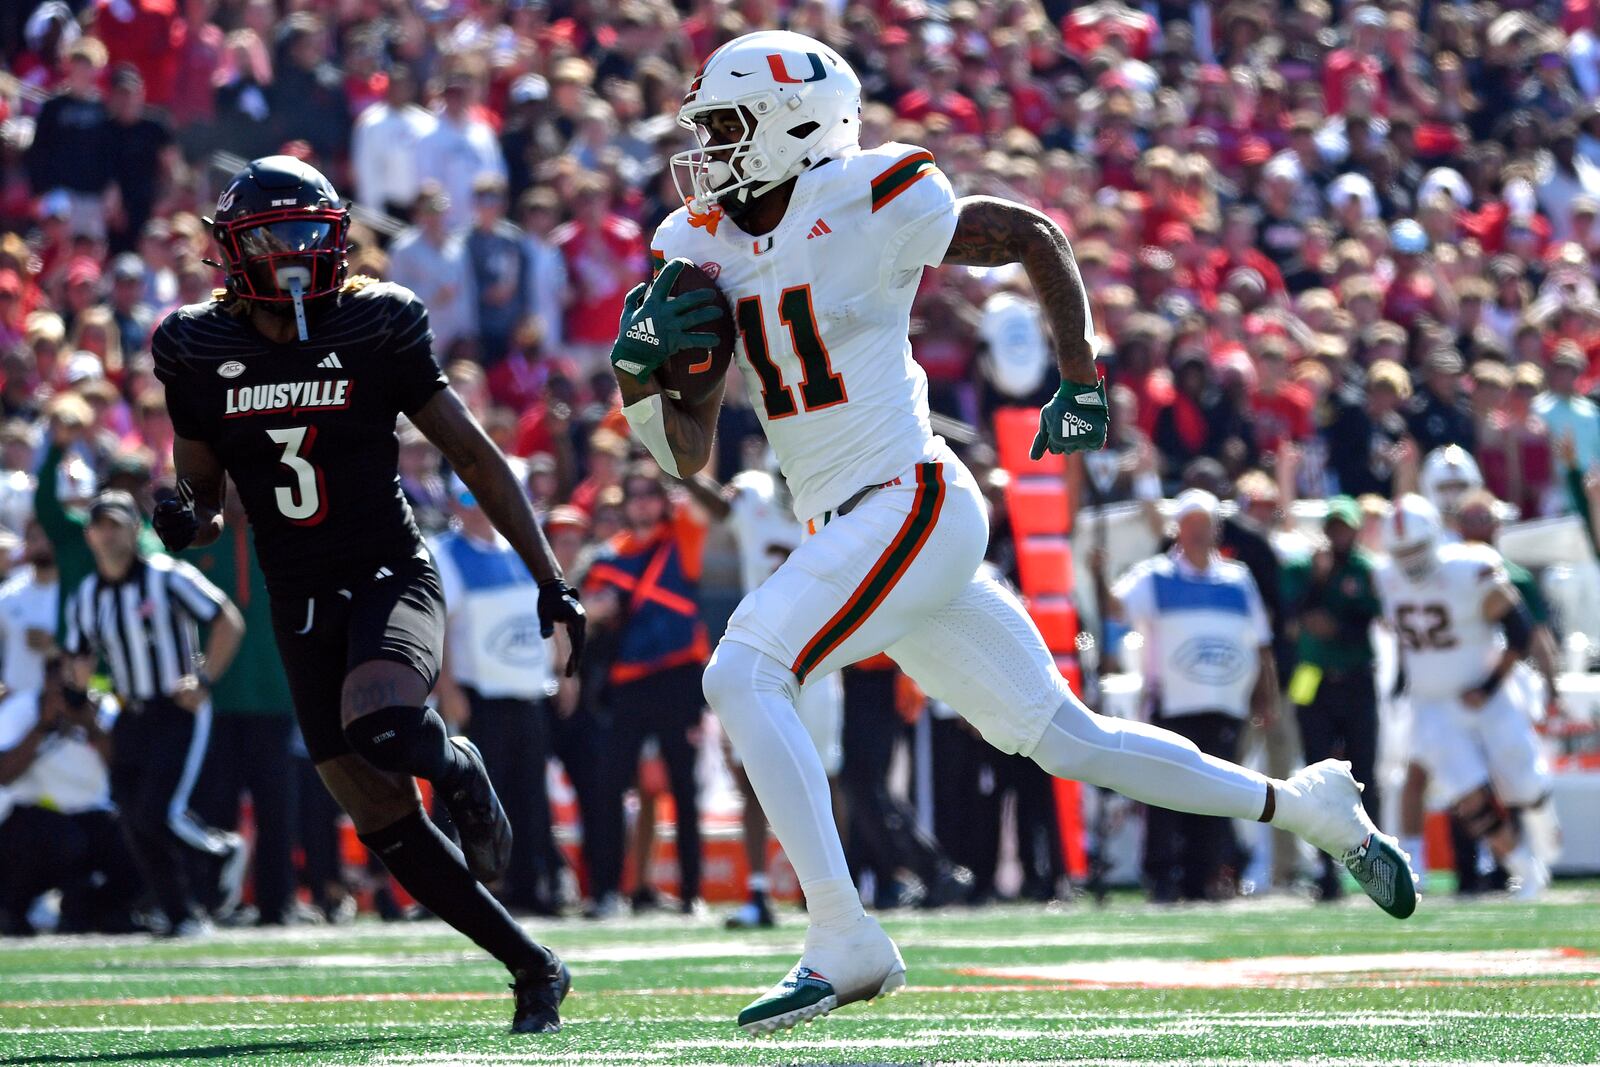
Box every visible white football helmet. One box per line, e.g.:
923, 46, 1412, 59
1384, 493, 1443, 579
1419, 444, 1484, 520
671, 31, 862, 215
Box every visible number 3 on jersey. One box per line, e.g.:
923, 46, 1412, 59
737, 285, 847, 419
267, 426, 328, 525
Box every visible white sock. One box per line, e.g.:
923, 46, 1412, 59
1030, 698, 1268, 820
1401, 834, 1426, 872
747, 872, 770, 895
703, 641, 861, 929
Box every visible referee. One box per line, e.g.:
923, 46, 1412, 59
63, 491, 246, 935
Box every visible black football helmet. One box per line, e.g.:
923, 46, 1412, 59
209, 156, 350, 338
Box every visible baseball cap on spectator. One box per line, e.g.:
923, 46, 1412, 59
109, 63, 143, 92
26, 310, 64, 347
1573, 197, 1598, 222
545, 505, 589, 535
1328, 173, 1379, 219
65, 257, 101, 288
1367, 359, 1412, 399
1352, 5, 1385, 27
1424, 348, 1464, 376
510, 74, 549, 105
110, 253, 144, 283
38, 190, 71, 222
1264, 155, 1302, 184
1418, 167, 1472, 210
1238, 137, 1271, 166
1389, 219, 1427, 255
1324, 495, 1362, 529
1553, 341, 1587, 371
104, 450, 153, 488
64, 351, 103, 384
414, 183, 450, 215
1173, 488, 1220, 522
1513, 363, 1545, 393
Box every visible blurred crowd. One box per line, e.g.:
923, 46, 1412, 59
1, 0, 1599, 929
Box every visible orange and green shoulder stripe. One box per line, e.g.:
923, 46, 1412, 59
650, 249, 666, 278
870, 149, 938, 213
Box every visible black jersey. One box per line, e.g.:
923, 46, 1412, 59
152, 281, 448, 597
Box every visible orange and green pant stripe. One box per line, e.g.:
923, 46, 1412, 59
791, 463, 947, 683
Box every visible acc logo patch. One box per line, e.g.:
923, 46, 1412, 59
218, 360, 246, 378
700, 261, 722, 280
1174, 636, 1248, 686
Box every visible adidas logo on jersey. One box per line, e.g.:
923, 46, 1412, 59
1059, 411, 1097, 438
805, 219, 832, 240
318, 352, 343, 369
225, 380, 352, 417
625, 318, 661, 346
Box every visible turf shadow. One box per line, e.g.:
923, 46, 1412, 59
7, 1035, 402, 1064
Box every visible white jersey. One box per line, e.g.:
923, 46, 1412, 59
651, 141, 960, 523
1376, 541, 1511, 701
726, 469, 803, 593
0, 569, 57, 694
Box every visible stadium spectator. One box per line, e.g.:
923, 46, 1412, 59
432, 478, 564, 916
584, 464, 709, 915
1107, 489, 1276, 902
103, 65, 176, 256
268, 14, 348, 167
389, 185, 478, 360
415, 59, 507, 234
351, 65, 436, 222
552, 173, 647, 373
26, 38, 113, 241
1281, 497, 1383, 901
465, 175, 532, 366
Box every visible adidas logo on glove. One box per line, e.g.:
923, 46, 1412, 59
625, 317, 662, 346
1060, 412, 1096, 438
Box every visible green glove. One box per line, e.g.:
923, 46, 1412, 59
1031, 377, 1109, 459
610, 258, 725, 384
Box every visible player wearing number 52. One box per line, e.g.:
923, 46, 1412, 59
150, 156, 583, 1034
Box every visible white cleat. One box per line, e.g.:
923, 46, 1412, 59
1506, 846, 1551, 901
736, 914, 906, 1035
1276, 759, 1419, 919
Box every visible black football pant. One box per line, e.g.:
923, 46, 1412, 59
463, 688, 557, 912
546, 701, 607, 903
0, 806, 142, 933
1295, 670, 1380, 894
1143, 709, 1245, 901
191, 714, 297, 923
840, 668, 955, 899
109, 698, 234, 927
598, 664, 705, 902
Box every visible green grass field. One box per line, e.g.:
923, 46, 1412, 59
2, 887, 1598, 1066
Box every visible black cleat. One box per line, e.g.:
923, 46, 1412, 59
512, 954, 572, 1034
724, 893, 776, 929
444, 737, 513, 883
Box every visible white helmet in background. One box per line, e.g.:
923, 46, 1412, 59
1384, 493, 1444, 579
1420, 444, 1484, 520
671, 31, 862, 215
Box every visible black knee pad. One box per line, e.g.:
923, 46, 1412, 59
344, 705, 451, 779
1454, 789, 1506, 839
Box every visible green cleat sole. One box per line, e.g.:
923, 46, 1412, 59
1344, 832, 1419, 919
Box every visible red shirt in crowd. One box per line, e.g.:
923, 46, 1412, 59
553, 214, 648, 346
896, 88, 983, 135
95, 0, 180, 108
1061, 6, 1156, 60
1252, 384, 1314, 453
1322, 48, 1386, 115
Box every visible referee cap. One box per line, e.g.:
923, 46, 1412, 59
1173, 488, 1219, 523
88, 489, 141, 528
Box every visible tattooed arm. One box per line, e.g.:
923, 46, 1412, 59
943, 196, 1097, 383
615, 372, 726, 478
411, 388, 562, 583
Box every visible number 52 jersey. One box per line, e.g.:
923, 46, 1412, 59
152, 281, 448, 597
1375, 540, 1511, 702
652, 141, 960, 523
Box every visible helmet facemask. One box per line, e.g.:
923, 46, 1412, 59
671, 98, 829, 220
1393, 537, 1438, 580
213, 207, 349, 341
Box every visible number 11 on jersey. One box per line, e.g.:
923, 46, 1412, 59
267, 426, 328, 525
737, 284, 847, 420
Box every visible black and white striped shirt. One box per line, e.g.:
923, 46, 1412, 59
63, 554, 228, 702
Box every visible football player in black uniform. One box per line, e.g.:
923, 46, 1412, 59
150, 157, 585, 1034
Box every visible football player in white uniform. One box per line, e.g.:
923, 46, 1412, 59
1377, 495, 1551, 896
682, 459, 844, 929
1419, 444, 1485, 523
608, 30, 1417, 1034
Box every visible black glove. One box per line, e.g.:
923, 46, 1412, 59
537, 578, 587, 677
152, 479, 200, 553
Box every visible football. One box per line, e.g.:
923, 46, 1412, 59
655, 261, 736, 406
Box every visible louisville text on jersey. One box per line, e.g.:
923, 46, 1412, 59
224, 380, 353, 418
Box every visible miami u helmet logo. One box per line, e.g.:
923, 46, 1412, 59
767, 53, 827, 84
